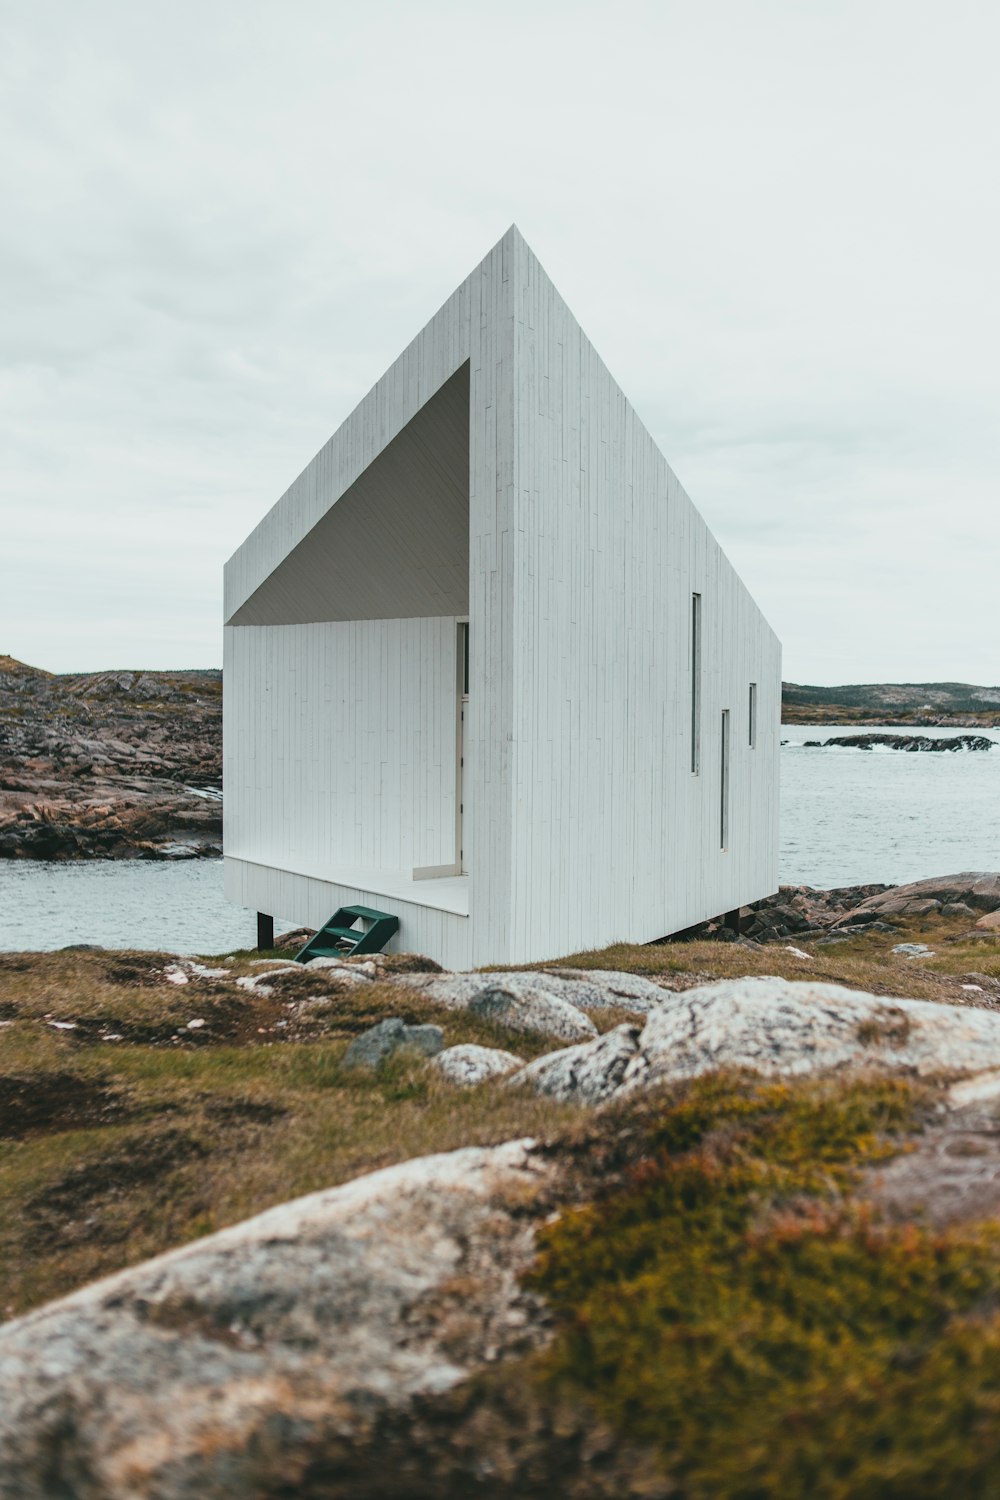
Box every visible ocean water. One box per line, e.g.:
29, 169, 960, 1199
0, 860, 289, 955
1, 724, 998, 952
781, 724, 1000, 889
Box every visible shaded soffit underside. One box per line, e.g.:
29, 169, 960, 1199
229, 362, 470, 626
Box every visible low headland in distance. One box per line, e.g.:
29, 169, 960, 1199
2, 653, 997, 862
784, 679, 1000, 726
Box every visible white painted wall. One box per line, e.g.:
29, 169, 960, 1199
223, 226, 780, 969
503, 238, 781, 960
223, 617, 461, 874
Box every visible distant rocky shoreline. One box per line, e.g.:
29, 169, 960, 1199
0, 657, 221, 861
801, 732, 994, 752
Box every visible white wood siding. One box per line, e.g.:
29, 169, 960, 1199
224, 618, 460, 873
506, 235, 780, 960
223, 226, 780, 969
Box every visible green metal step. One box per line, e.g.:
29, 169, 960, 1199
294, 905, 400, 962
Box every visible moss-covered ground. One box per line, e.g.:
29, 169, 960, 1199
526, 1071, 1000, 1498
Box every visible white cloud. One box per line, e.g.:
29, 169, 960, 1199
1, 0, 997, 681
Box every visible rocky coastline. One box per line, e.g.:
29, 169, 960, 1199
0, 656, 221, 860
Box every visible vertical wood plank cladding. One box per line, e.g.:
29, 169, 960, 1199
508, 233, 781, 961
223, 618, 459, 875
224, 226, 779, 970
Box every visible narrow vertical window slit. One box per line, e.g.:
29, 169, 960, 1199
720, 709, 730, 850
691, 593, 702, 774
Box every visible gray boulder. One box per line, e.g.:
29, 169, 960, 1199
468, 981, 597, 1043
836, 873, 1000, 922
0, 1142, 550, 1499
395, 967, 670, 1018
620, 976, 1000, 1093
433, 1043, 525, 1085
509, 1024, 641, 1103
342, 1017, 444, 1069
540, 968, 673, 1012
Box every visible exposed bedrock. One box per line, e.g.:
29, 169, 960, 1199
503, 977, 1000, 1103
683, 872, 1000, 942
0, 1141, 553, 1500
0, 657, 221, 860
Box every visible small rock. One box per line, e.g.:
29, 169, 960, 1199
468, 984, 597, 1043
942, 902, 976, 918
976, 911, 1000, 932
186, 1019, 206, 1030
508, 1025, 641, 1103
342, 1018, 445, 1070
434, 1045, 525, 1085
893, 943, 935, 958
303, 957, 378, 981
541, 969, 673, 1013
236, 966, 302, 996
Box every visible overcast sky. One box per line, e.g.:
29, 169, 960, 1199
3, 0, 997, 684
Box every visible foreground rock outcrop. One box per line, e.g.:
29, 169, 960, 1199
0, 1141, 552, 1499
0, 656, 221, 859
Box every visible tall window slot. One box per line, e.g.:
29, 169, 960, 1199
457, 622, 469, 872
748, 681, 757, 748
691, 593, 702, 774
720, 709, 730, 850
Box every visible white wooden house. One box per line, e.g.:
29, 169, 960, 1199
223, 226, 780, 968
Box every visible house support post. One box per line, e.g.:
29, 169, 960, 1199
256, 912, 274, 951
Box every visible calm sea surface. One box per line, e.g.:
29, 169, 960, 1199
2, 724, 998, 952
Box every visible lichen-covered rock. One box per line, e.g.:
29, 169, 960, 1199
0, 1141, 551, 1499
509, 1024, 641, 1103
620, 976, 1000, 1093
434, 1044, 525, 1085
342, 1017, 444, 1069
395, 968, 669, 1017
539, 969, 673, 1012
468, 982, 598, 1043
